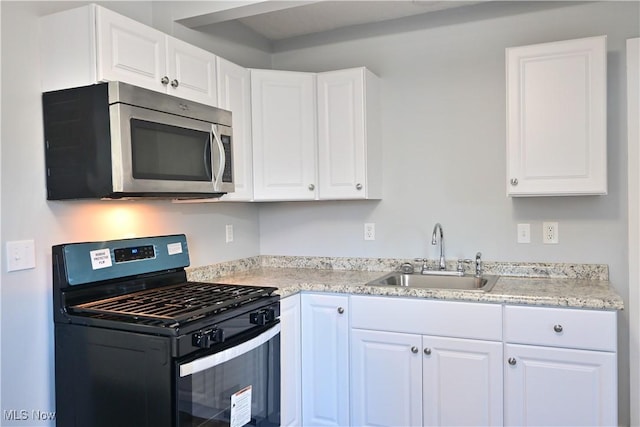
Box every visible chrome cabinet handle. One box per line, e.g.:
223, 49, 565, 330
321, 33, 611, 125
510, 178, 518, 186
171, 79, 179, 88
308, 184, 315, 191
161, 76, 170, 85
424, 348, 432, 355
337, 307, 344, 314
411, 346, 419, 354
508, 357, 517, 366
553, 324, 563, 333
356, 183, 363, 190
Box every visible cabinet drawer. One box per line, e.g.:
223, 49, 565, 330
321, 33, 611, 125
504, 305, 616, 351
350, 295, 502, 341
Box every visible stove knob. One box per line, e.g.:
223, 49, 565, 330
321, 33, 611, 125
265, 308, 276, 322
193, 328, 225, 349
193, 331, 212, 349
250, 311, 268, 326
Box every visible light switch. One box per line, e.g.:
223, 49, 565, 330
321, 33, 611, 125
6, 239, 36, 272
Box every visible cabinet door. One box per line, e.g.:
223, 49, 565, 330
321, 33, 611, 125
251, 70, 317, 200
95, 5, 167, 92
301, 293, 349, 426
506, 36, 607, 196
351, 329, 422, 427
280, 294, 302, 427
422, 336, 503, 426
166, 37, 217, 106
505, 343, 617, 426
317, 68, 380, 199
218, 58, 253, 201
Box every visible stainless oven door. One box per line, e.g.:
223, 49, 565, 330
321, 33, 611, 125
177, 324, 281, 427
109, 103, 233, 194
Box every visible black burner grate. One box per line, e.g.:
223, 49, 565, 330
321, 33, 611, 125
70, 282, 275, 325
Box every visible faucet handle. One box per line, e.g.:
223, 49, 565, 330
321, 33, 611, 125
414, 258, 429, 273
456, 259, 464, 273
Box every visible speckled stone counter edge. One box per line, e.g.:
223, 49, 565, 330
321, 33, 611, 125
186, 255, 609, 281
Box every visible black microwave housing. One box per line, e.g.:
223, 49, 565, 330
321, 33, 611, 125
43, 83, 115, 200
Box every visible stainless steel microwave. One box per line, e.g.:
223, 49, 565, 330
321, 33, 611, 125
42, 81, 234, 200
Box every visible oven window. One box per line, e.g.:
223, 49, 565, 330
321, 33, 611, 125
177, 327, 280, 427
131, 119, 211, 181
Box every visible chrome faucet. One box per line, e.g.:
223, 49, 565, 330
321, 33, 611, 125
431, 223, 446, 270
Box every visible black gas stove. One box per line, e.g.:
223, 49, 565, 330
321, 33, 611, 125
52, 234, 281, 427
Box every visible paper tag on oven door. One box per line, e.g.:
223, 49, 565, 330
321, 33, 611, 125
230, 385, 252, 427
89, 249, 112, 270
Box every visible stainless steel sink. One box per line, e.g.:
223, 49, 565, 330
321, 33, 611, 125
366, 272, 499, 292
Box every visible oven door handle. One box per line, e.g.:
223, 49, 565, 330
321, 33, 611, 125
179, 323, 281, 378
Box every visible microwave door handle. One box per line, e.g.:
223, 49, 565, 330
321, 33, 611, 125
204, 136, 212, 179
210, 124, 225, 189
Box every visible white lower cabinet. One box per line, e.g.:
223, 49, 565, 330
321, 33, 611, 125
280, 294, 302, 427
504, 305, 618, 426
351, 329, 422, 426
286, 294, 618, 427
301, 293, 350, 426
350, 295, 503, 427
504, 344, 616, 426
422, 336, 503, 426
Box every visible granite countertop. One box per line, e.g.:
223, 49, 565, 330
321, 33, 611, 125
187, 258, 624, 310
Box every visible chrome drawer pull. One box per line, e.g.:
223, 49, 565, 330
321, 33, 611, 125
553, 324, 563, 333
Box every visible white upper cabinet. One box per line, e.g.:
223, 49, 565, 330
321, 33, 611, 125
40, 4, 218, 106
317, 68, 381, 200
217, 58, 253, 201
163, 36, 217, 106
250, 67, 381, 201
251, 69, 318, 201
506, 35, 607, 196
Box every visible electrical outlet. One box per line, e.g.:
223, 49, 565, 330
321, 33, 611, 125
364, 223, 375, 240
225, 224, 234, 243
517, 223, 531, 244
543, 222, 559, 244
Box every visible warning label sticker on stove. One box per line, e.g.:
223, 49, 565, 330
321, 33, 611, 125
90, 249, 112, 270
167, 242, 182, 255
230, 385, 252, 427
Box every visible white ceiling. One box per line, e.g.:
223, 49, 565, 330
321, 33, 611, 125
177, 1, 486, 41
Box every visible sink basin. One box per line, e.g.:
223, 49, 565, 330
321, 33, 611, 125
366, 272, 499, 292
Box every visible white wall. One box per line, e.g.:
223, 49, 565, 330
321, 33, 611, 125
628, 37, 640, 427
261, 1, 639, 424
0, 2, 268, 425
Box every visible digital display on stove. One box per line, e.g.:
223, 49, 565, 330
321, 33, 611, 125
114, 245, 155, 263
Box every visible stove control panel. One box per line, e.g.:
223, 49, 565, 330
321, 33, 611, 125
58, 234, 190, 287
114, 245, 155, 263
